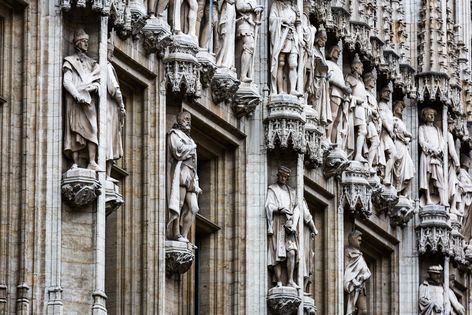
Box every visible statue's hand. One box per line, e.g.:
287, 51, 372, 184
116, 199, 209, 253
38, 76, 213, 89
310, 232, 316, 239
76, 96, 88, 104
254, 6, 263, 13
433, 305, 442, 312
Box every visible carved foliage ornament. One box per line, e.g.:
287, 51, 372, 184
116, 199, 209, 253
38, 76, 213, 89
267, 287, 301, 315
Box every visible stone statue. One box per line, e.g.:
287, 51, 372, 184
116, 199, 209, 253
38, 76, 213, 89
459, 156, 472, 238
269, 0, 302, 95
236, 0, 263, 82
344, 230, 371, 315
301, 2, 316, 102
363, 70, 381, 171
106, 41, 126, 180
448, 118, 461, 215
216, 0, 236, 69
447, 275, 465, 315
313, 26, 331, 128
302, 199, 318, 294
418, 265, 445, 315
419, 107, 447, 206
345, 54, 368, 162
63, 29, 101, 171
266, 166, 300, 288
173, 0, 198, 37
196, 0, 218, 49
378, 86, 397, 185
392, 101, 415, 197
326, 44, 351, 144
167, 112, 202, 242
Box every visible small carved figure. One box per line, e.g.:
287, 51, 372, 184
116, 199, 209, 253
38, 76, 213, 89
418, 265, 445, 315
378, 86, 397, 184
447, 275, 465, 315
63, 29, 101, 171
392, 101, 415, 197
167, 112, 202, 242
106, 41, 126, 180
345, 54, 369, 162
269, 0, 302, 95
419, 107, 447, 206
344, 230, 371, 315
459, 156, 472, 238
266, 166, 300, 288
363, 70, 381, 171
302, 199, 318, 294
313, 26, 331, 128
301, 2, 316, 103
216, 0, 236, 69
196, 0, 218, 49
448, 118, 461, 215
236, 0, 263, 82
326, 45, 351, 144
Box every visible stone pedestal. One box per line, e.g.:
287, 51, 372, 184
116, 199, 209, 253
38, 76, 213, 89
322, 145, 350, 178
211, 67, 240, 104
197, 50, 217, 88
372, 183, 399, 214
142, 15, 171, 57
416, 204, 451, 254
450, 217, 466, 264
264, 94, 306, 153
303, 294, 317, 315
340, 161, 372, 219
389, 195, 414, 227
303, 105, 326, 169
165, 240, 195, 275
61, 168, 101, 208
267, 286, 301, 315
128, 0, 147, 36
232, 82, 261, 118
105, 179, 124, 216
163, 34, 201, 97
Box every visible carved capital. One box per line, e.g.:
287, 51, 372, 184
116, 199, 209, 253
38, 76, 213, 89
267, 287, 301, 315
322, 145, 350, 178
450, 217, 466, 264
389, 196, 414, 227
165, 240, 195, 275
304, 105, 328, 169
416, 205, 451, 255
211, 67, 240, 104
340, 161, 372, 219
197, 50, 217, 88
105, 180, 124, 216
232, 82, 261, 118
142, 16, 171, 57
61, 169, 101, 209
303, 295, 317, 315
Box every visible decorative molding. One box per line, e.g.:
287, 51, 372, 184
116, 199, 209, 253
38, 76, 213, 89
267, 286, 301, 315
61, 168, 101, 209
416, 205, 451, 255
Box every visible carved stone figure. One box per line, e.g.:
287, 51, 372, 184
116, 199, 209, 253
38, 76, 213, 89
63, 29, 101, 171
448, 119, 461, 215
459, 156, 472, 240
301, 3, 316, 104
216, 0, 236, 69
313, 26, 331, 127
236, 0, 263, 82
326, 44, 350, 144
344, 230, 371, 315
447, 275, 465, 315
266, 166, 300, 288
196, 0, 218, 49
302, 199, 318, 294
419, 107, 447, 206
269, 0, 302, 95
106, 41, 126, 180
363, 70, 381, 171
173, 0, 198, 37
378, 86, 397, 185
392, 101, 415, 197
419, 265, 445, 315
345, 54, 369, 162
167, 112, 201, 242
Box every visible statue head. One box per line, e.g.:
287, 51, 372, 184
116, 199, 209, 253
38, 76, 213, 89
380, 85, 392, 102
276, 166, 291, 185
351, 54, 363, 75
176, 111, 192, 132
315, 25, 327, 48
327, 45, 341, 62
73, 28, 89, 53
347, 230, 363, 249
421, 107, 437, 123
363, 69, 377, 90
427, 265, 443, 284
393, 100, 405, 117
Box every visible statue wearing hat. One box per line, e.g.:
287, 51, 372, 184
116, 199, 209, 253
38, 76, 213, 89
418, 265, 446, 315
344, 54, 369, 162
63, 28, 101, 171
266, 166, 300, 288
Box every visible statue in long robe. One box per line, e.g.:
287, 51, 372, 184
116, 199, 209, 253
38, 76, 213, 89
446, 275, 465, 315
302, 199, 318, 294
419, 265, 445, 315
419, 107, 447, 206
301, 3, 316, 103
266, 166, 299, 288
167, 112, 202, 243
392, 101, 415, 197
216, 0, 236, 68
378, 86, 397, 185
106, 41, 126, 180
344, 230, 371, 315
313, 26, 331, 127
269, 0, 302, 95
63, 29, 101, 171
448, 120, 461, 215
363, 70, 381, 171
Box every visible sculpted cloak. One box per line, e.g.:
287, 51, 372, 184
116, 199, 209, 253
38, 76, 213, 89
418, 280, 445, 315
63, 53, 100, 157
392, 116, 415, 193
419, 124, 446, 192
344, 246, 371, 315
216, 0, 236, 68
105, 62, 124, 161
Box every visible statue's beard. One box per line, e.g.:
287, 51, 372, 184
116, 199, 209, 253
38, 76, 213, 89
174, 123, 191, 136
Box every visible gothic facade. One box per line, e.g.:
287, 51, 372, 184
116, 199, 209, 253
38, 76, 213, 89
1, 0, 472, 313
